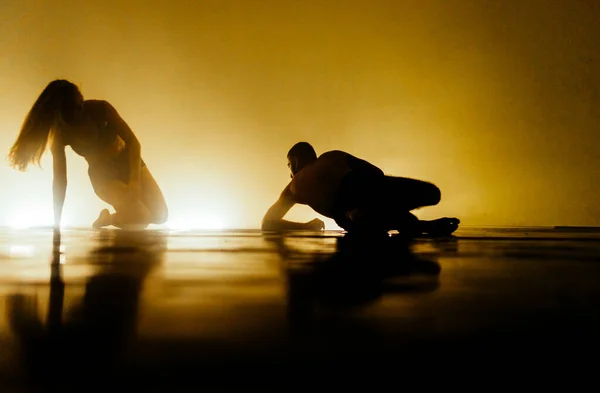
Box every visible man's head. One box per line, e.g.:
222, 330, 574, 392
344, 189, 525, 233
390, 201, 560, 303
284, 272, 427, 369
287, 142, 317, 177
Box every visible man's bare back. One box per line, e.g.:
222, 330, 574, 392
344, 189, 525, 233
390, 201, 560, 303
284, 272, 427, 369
286, 150, 383, 217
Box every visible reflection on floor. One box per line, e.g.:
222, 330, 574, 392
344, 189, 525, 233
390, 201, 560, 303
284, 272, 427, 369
1, 227, 599, 391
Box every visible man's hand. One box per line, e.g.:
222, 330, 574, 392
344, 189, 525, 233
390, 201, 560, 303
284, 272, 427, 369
306, 218, 325, 231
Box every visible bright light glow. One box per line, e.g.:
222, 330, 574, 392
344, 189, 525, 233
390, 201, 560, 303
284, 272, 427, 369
166, 212, 226, 230
9, 245, 35, 258
7, 208, 53, 229
6, 209, 74, 230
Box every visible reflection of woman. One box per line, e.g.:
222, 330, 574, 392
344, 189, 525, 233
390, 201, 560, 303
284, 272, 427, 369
6, 230, 164, 387
8, 79, 168, 229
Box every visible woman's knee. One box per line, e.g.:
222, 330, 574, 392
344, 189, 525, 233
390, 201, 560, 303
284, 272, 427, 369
151, 204, 168, 225
125, 193, 167, 225
123, 200, 152, 224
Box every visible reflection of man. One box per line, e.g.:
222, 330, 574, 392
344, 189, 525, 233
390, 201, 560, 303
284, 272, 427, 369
262, 142, 459, 236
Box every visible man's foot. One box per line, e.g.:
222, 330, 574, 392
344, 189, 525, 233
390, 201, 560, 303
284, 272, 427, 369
420, 217, 460, 237
92, 209, 112, 229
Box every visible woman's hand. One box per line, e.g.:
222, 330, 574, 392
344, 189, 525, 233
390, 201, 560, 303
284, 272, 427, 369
53, 227, 61, 248
51, 136, 67, 242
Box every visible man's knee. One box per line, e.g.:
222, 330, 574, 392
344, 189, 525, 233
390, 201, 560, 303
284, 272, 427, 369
425, 183, 441, 206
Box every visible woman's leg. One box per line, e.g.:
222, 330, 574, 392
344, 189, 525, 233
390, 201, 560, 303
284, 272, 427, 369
90, 166, 168, 229
92, 180, 152, 229
139, 166, 168, 224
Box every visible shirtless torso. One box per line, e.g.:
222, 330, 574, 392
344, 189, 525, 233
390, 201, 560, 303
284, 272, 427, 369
59, 100, 127, 163
285, 150, 384, 217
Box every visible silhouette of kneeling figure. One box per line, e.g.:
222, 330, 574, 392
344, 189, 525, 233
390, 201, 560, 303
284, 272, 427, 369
262, 142, 459, 236
8, 79, 168, 230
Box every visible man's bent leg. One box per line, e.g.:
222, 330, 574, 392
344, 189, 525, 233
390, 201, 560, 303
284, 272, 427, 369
332, 173, 453, 235
381, 176, 441, 211
332, 173, 412, 233
339, 176, 439, 232
380, 176, 459, 235
332, 171, 387, 233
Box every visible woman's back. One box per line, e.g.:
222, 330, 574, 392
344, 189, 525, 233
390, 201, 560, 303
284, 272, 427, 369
60, 100, 121, 160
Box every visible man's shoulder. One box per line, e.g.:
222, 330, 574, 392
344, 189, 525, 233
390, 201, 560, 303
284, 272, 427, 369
316, 150, 358, 163
318, 149, 351, 158
280, 182, 295, 199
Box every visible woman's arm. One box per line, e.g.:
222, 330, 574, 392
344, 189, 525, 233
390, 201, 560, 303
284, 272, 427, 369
104, 101, 142, 196
51, 133, 67, 230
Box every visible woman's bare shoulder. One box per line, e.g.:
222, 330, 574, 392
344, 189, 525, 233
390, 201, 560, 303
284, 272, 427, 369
83, 99, 109, 108
82, 99, 106, 116
84, 100, 120, 121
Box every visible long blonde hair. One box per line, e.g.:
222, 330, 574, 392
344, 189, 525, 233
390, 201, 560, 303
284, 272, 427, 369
8, 79, 81, 171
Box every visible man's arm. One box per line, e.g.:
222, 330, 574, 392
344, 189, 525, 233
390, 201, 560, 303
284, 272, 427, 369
261, 185, 324, 231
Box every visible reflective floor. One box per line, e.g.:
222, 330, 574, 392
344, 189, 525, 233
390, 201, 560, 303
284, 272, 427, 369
1, 227, 599, 391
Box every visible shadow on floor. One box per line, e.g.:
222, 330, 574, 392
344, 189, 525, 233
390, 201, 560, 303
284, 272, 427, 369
265, 232, 441, 338
5, 230, 165, 392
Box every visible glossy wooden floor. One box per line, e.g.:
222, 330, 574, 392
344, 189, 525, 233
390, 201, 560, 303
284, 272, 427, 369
1, 227, 599, 391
